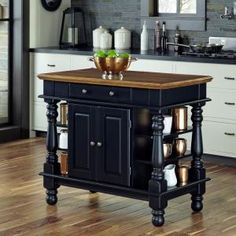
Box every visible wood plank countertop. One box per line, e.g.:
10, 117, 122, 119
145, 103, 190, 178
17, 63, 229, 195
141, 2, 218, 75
38, 68, 213, 90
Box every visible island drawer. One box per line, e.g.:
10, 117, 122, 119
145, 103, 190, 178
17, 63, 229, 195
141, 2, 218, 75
69, 84, 131, 103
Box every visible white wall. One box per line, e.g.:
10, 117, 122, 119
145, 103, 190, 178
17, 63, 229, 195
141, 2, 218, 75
30, 0, 71, 48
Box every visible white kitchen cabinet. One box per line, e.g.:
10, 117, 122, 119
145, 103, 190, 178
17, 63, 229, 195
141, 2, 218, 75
70, 55, 95, 70
31, 53, 71, 132
204, 88, 236, 121
31, 53, 95, 132
32, 102, 48, 132
174, 62, 236, 90
203, 120, 236, 157
175, 61, 236, 158
129, 59, 174, 73
32, 53, 71, 102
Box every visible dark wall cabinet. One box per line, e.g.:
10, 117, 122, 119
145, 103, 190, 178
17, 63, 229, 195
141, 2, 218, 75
69, 103, 131, 186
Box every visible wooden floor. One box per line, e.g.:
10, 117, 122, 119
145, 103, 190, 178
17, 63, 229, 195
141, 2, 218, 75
0, 138, 236, 236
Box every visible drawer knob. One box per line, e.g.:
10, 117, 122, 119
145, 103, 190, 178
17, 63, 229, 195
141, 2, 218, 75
97, 142, 103, 147
224, 77, 235, 81
90, 141, 96, 147
109, 91, 115, 97
225, 102, 235, 106
224, 132, 235, 136
47, 64, 56, 67
82, 89, 88, 94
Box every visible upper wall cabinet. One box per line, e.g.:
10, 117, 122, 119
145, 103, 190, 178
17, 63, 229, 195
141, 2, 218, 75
141, 0, 206, 31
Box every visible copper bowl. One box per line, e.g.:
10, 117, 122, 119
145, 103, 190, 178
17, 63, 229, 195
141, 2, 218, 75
90, 56, 136, 79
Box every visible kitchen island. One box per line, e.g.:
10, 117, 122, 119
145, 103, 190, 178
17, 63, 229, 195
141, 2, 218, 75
38, 68, 212, 226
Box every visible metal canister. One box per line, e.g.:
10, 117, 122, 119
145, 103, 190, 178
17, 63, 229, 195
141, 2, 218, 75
172, 106, 188, 131
60, 151, 68, 175
60, 102, 68, 125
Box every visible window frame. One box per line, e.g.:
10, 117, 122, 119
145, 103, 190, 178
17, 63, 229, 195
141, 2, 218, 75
141, 0, 206, 31
0, 0, 30, 142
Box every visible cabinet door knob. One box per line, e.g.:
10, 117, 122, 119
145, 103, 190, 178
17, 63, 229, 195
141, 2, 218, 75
224, 132, 235, 136
109, 91, 115, 97
82, 89, 88, 94
225, 102, 235, 106
97, 142, 102, 147
90, 141, 96, 147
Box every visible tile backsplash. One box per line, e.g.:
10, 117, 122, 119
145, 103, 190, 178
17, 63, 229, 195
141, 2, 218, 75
72, 0, 236, 49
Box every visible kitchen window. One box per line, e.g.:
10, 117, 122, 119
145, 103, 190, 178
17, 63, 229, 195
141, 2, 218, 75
141, 0, 206, 31
157, 0, 197, 14
0, 0, 29, 142
0, 0, 10, 124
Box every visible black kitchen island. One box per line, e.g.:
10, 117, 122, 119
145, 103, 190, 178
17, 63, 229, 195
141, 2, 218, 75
38, 68, 212, 226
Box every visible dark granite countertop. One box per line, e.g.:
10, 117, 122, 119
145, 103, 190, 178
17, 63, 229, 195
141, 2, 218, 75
29, 47, 236, 65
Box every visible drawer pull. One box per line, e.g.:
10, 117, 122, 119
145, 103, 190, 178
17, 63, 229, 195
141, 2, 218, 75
97, 142, 102, 147
47, 64, 56, 67
225, 102, 235, 106
90, 141, 96, 147
109, 91, 115, 97
82, 89, 88, 94
224, 132, 235, 136
224, 77, 235, 81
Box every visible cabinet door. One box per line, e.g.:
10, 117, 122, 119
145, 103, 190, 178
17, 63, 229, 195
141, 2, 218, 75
129, 59, 173, 73
68, 104, 96, 180
96, 107, 131, 186
70, 55, 95, 70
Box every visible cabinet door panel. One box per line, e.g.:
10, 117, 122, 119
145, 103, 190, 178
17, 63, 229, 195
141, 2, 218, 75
68, 104, 96, 180
97, 107, 131, 186
129, 59, 173, 73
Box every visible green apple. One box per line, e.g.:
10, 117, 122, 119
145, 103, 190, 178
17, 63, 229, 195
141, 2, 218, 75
107, 50, 119, 58
94, 50, 107, 58
119, 53, 130, 58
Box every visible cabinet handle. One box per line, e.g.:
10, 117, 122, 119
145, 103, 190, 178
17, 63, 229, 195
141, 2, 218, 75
97, 142, 103, 147
90, 141, 96, 147
82, 89, 88, 94
47, 64, 56, 67
224, 77, 235, 81
225, 102, 235, 106
109, 91, 115, 97
224, 132, 235, 136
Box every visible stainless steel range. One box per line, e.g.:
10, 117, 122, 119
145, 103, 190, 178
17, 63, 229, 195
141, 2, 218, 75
182, 51, 236, 59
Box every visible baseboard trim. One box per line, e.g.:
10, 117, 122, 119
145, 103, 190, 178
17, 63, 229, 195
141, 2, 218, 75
35, 131, 46, 138
203, 154, 236, 167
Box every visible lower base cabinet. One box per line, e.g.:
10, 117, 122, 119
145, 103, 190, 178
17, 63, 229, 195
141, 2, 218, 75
68, 103, 131, 186
203, 120, 236, 157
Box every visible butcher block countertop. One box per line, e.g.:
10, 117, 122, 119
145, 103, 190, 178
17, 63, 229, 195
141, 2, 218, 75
38, 68, 213, 90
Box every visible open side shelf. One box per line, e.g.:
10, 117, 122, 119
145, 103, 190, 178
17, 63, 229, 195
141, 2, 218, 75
136, 153, 192, 166
163, 127, 193, 140
39, 172, 210, 202
57, 122, 68, 128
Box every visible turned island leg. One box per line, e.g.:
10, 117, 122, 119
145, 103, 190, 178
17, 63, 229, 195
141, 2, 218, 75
149, 110, 167, 227
44, 99, 60, 205
190, 103, 206, 212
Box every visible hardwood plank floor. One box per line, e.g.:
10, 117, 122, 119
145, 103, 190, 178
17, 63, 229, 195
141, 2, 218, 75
0, 138, 235, 236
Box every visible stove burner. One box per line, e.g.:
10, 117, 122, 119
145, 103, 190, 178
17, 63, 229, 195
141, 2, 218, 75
182, 51, 236, 59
